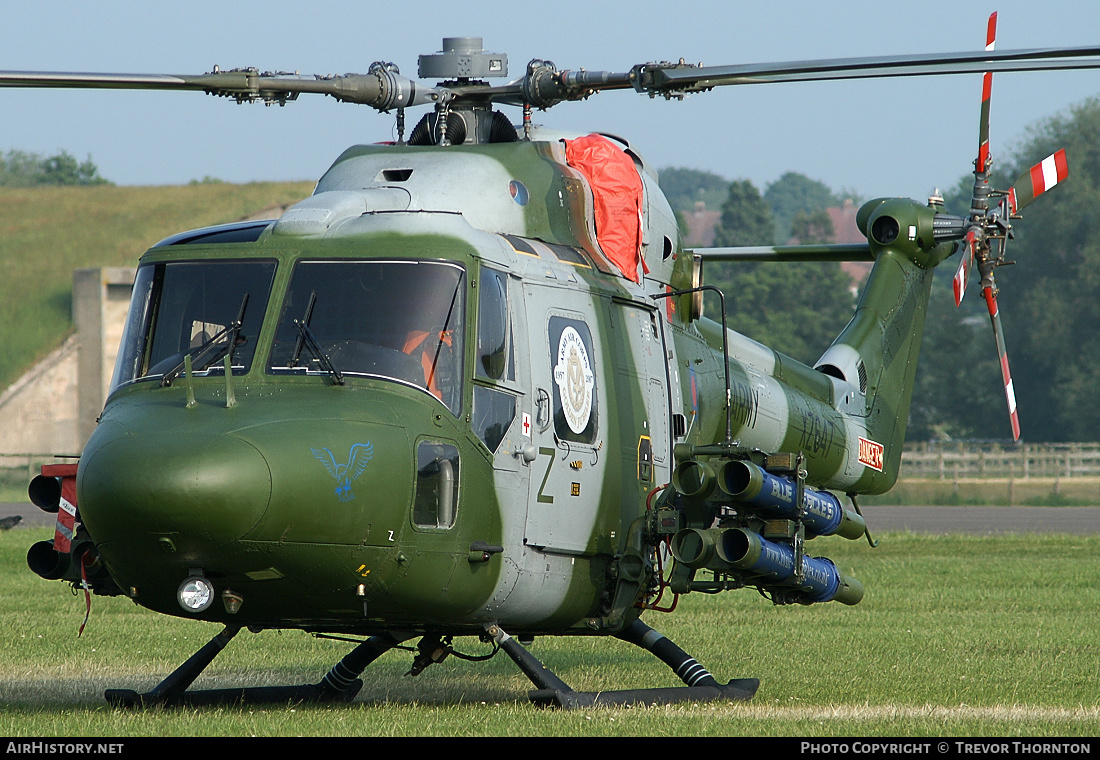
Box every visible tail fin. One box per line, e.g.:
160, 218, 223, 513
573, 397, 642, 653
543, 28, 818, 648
817, 197, 956, 492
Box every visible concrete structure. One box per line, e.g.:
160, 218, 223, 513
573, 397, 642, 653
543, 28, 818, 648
73, 268, 135, 444
0, 267, 134, 457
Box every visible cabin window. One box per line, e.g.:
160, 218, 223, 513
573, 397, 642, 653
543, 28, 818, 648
268, 260, 466, 415
472, 386, 516, 452
110, 259, 277, 392
413, 441, 459, 529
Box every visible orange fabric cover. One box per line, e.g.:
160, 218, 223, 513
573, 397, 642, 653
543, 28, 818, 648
564, 134, 645, 283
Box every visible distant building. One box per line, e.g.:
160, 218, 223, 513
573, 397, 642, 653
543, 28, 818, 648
679, 198, 871, 292
681, 201, 721, 247
828, 199, 872, 292
825, 198, 864, 244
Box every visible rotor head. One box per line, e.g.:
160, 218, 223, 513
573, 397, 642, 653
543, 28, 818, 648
419, 38, 508, 81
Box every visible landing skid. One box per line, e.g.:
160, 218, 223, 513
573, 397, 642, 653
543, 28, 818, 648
104, 626, 408, 708
486, 619, 759, 708
103, 619, 758, 708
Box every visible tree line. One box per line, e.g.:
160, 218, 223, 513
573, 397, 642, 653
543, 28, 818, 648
658, 96, 1100, 443
0, 149, 111, 187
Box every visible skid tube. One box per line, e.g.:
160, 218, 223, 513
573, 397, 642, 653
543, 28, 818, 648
486, 619, 759, 708
104, 625, 411, 708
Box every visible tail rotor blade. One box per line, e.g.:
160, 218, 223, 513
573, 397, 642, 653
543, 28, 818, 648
981, 284, 1021, 441
952, 230, 976, 307
956, 14, 998, 310
977, 12, 997, 174
1008, 149, 1069, 214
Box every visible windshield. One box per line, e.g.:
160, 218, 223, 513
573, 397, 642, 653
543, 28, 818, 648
268, 260, 466, 414
111, 259, 277, 392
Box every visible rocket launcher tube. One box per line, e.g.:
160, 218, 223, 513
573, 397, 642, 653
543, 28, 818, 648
719, 460, 866, 540
672, 459, 716, 502
717, 528, 864, 606
670, 528, 729, 570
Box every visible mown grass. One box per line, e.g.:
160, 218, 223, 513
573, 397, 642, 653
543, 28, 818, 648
0, 182, 314, 392
2, 525, 1098, 737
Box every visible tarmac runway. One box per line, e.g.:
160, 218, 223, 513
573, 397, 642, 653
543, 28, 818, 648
858, 505, 1100, 534
3, 501, 1100, 534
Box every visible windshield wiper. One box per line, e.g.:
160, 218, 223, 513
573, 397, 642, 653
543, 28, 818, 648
425, 275, 462, 392
160, 293, 249, 387
290, 290, 344, 385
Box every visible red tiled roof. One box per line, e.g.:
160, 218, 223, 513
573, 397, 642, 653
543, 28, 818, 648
680, 198, 871, 290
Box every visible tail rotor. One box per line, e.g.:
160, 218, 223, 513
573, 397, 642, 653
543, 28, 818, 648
948, 13, 1068, 442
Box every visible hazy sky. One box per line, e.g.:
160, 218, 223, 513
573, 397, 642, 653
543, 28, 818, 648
4, 0, 1099, 203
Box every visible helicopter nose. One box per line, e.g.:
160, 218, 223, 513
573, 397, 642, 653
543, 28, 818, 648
77, 427, 272, 553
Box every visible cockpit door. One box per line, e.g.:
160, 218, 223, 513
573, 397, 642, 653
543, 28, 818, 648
523, 285, 607, 555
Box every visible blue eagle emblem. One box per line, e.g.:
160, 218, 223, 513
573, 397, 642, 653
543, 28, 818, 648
311, 442, 373, 502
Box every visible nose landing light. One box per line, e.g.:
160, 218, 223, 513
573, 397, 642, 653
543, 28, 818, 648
177, 573, 215, 613
177, 573, 245, 615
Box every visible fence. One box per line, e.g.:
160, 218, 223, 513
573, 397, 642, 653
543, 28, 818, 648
901, 443, 1100, 480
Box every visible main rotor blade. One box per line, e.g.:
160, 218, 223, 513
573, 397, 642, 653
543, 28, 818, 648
0, 71, 200, 90
0, 68, 441, 110
639, 45, 1100, 95
7, 40, 1100, 112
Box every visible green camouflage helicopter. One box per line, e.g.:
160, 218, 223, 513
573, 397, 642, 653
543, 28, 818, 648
7, 14, 1096, 708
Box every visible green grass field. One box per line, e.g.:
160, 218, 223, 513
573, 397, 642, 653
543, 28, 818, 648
2, 525, 1098, 737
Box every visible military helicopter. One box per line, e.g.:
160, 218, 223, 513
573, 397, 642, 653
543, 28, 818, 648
7, 14, 1097, 708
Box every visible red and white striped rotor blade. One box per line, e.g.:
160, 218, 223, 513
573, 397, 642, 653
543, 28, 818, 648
1008, 149, 1068, 215
977, 12, 997, 174
952, 229, 976, 307
982, 285, 1021, 441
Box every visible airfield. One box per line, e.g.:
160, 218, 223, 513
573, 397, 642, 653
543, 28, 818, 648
4, 501, 1098, 738
860, 505, 1100, 533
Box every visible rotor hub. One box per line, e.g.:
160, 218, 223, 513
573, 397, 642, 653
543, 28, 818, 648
418, 37, 507, 81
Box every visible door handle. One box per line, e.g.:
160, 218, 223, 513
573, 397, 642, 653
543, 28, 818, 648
535, 388, 552, 431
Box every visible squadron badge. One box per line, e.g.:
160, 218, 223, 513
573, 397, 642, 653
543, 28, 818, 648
553, 326, 595, 435
312, 442, 374, 502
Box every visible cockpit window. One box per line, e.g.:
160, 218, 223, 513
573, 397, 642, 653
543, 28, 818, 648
110, 259, 277, 393
471, 266, 517, 452
268, 260, 466, 414
476, 267, 514, 382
